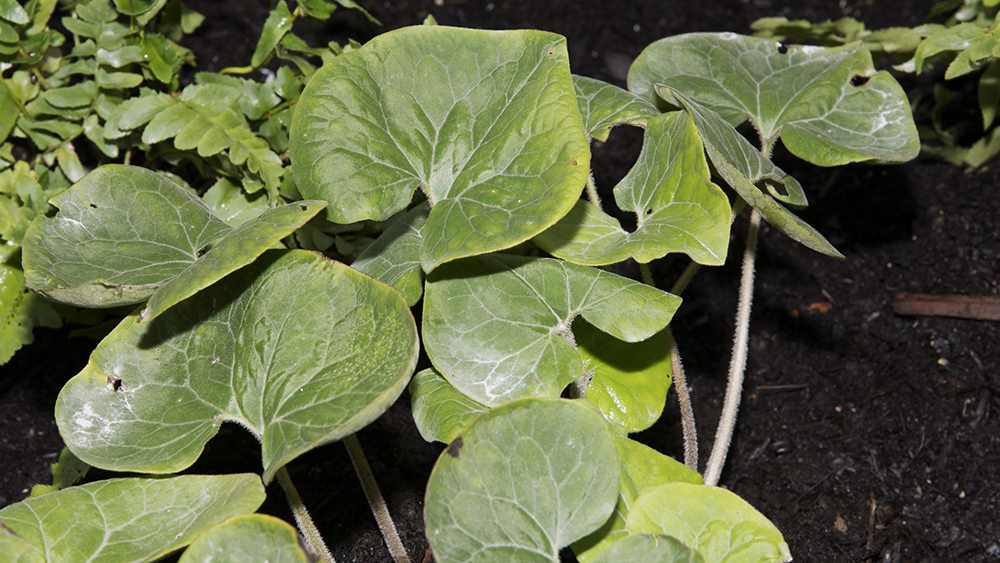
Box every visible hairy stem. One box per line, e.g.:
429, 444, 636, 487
344, 434, 412, 563
666, 328, 698, 472
704, 208, 761, 487
277, 467, 335, 563
585, 171, 602, 211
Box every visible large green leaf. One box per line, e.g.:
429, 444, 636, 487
290, 26, 590, 272
55, 250, 419, 483
177, 514, 309, 563
577, 319, 671, 433
0, 474, 265, 563
425, 398, 620, 563
351, 202, 428, 307
409, 367, 487, 444
535, 111, 731, 266
572, 75, 660, 141
574, 438, 702, 563
667, 89, 843, 259
627, 483, 791, 563
591, 534, 705, 563
22, 165, 324, 313
629, 33, 919, 166
423, 254, 680, 407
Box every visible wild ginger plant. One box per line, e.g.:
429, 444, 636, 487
1, 4, 918, 562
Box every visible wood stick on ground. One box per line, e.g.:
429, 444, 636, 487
891, 293, 1000, 321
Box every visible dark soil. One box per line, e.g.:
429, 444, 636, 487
3, 1, 999, 562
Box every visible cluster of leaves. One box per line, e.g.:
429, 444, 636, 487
753, 0, 1000, 169
1, 6, 918, 563
0, 0, 372, 364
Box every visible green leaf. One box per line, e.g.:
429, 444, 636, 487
0, 80, 17, 144
667, 89, 843, 259
591, 534, 705, 563
574, 437, 702, 563
113, 0, 159, 16
98, 69, 144, 89
22, 165, 233, 307
112, 89, 283, 192
425, 398, 620, 563
423, 254, 680, 406
251, 0, 292, 68
572, 75, 660, 141
137, 200, 326, 322
44, 81, 97, 108
192, 72, 283, 121
0, 0, 29, 25
290, 26, 590, 272
409, 367, 487, 443
29, 447, 89, 497
627, 483, 791, 563
201, 176, 268, 227
0, 474, 265, 563
1, 258, 62, 366
629, 33, 919, 165
535, 111, 731, 266
577, 318, 671, 433
55, 249, 418, 483
22, 166, 316, 314
351, 202, 428, 306
914, 22, 988, 74
177, 514, 309, 563
979, 60, 1000, 129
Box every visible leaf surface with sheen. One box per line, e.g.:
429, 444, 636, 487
535, 111, 730, 266
425, 398, 620, 563
0, 474, 264, 563
423, 254, 680, 406
291, 26, 590, 271
629, 33, 919, 165
55, 250, 418, 483
627, 483, 791, 563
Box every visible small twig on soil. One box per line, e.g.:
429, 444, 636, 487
344, 434, 412, 563
891, 293, 1000, 321
277, 467, 336, 563
704, 208, 761, 487
865, 493, 877, 556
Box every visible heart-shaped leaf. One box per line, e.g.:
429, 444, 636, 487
177, 514, 309, 563
573, 75, 660, 141
423, 254, 680, 407
577, 319, 671, 433
351, 202, 428, 307
425, 398, 620, 563
627, 483, 791, 563
290, 26, 590, 272
667, 89, 843, 259
574, 437, 702, 563
535, 111, 731, 266
22, 165, 325, 313
629, 33, 919, 166
409, 367, 488, 444
55, 249, 419, 483
0, 474, 265, 563
591, 534, 705, 563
